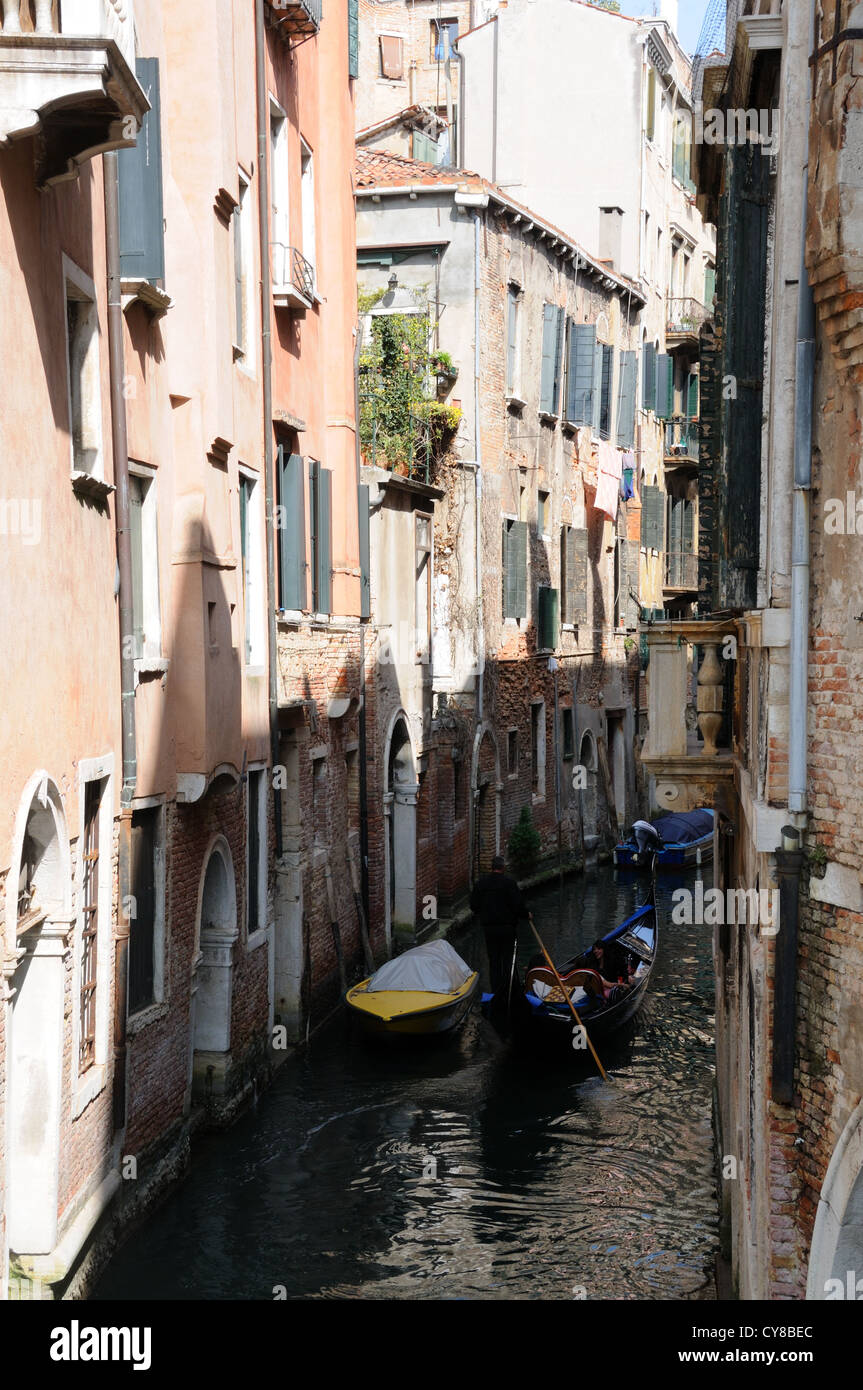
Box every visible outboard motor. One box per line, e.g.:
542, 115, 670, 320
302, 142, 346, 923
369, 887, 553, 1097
630, 819, 662, 865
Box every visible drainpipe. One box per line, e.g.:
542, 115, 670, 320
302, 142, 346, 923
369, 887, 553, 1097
353, 312, 371, 932
255, 0, 282, 859
103, 149, 135, 1133
788, 166, 814, 819
473, 206, 485, 727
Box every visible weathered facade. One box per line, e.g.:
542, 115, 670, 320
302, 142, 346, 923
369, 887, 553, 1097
0, 0, 361, 1299
356, 149, 647, 927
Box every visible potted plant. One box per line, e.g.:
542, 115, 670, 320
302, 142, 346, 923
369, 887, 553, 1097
433, 350, 458, 391
508, 806, 541, 877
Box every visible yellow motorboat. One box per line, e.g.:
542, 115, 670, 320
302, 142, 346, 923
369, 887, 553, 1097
346, 940, 479, 1037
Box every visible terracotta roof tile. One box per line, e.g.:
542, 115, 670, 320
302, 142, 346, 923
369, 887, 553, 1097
355, 148, 481, 190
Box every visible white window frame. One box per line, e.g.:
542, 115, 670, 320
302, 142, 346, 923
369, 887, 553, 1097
239, 465, 266, 672
506, 281, 523, 403
128, 461, 162, 668
415, 511, 432, 665
63, 254, 104, 483
246, 764, 269, 952
72, 754, 114, 1118
233, 168, 256, 369
269, 96, 290, 293
300, 140, 316, 286
127, 796, 168, 1029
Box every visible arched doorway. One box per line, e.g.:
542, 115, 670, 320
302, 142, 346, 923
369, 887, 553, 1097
192, 838, 237, 1097
7, 776, 71, 1258
472, 729, 500, 876
386, 718, 417, 938
578, 730, 599, 843
807, 1099, 863, 1298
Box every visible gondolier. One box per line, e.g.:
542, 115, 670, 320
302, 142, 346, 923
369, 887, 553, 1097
470, 855, 529, 994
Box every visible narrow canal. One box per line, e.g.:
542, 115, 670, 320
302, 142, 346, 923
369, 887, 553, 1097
95, 865, 718, 1301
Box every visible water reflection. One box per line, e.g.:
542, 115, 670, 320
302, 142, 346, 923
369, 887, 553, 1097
95, 866, 717, 1301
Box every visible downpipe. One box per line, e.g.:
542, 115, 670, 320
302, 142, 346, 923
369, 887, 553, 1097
104, 149, 136, 1133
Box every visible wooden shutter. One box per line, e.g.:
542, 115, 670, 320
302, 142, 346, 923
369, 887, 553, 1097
129, 474, 144, 658
552, 306, 566, 415
642, 342, 656, 411
540, 303, 556, 413
640, 484, 664, 549
129, 808, 156, 1015
239, 477, 250, 661
513, 520, 528, 619
646, 67, 656, 141
572, 527, 588, 623
600, 344, 614, 439
591, 340, 604, 432
656, 352, 674, 420
566, 322, 596, 425
277, 446, 306, 611
683, 495, 695, 553
687, 371, 699, 419
380, 35, 404, 79
348, 0, 359, 79
358, 483, 371, 619
538, 585, 559, 650
625, 536, 641, 629
118, 58, 165, 283
704, 264, 716, 308
316, 466, 332, 614
616, 350, 636, 448
507, 286, 518, 393
412, 130, 438, 162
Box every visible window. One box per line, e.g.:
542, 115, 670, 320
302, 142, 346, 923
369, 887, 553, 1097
508, 729, 518, 776
415, 513, 432, 663
502, 518, 528, 620
564, 321, 598, 427
345, 749, 360, 834
79, 779, 102, 1072
537, 585, 559, 650
247, 769, 266, 937
233, 171, 254, 361
615, 350, 637, 449
642, 340, 656, 412
270, 100, 290, 290
560, 525, 588, 625
656, 352, 674, 419
312, 755, 328, 848
300, 141, 316, 284
599, 344, 614, 439
531, 701, 546, 800
129, 804, 165, 1016
129, 465, 161, 662
276, 444, 307, 612
562, 709, 575, 762
118, 57, 165, 286
506, 283, 521, 396
431, 18, 459, 60
537, 489, 550, 535
646, 65, 656, 141
348, 0, 359, 79
64, 263, 103, 479
540, 304, 566, 416
309, 459, 332, 614
704, 262, 716, 308
379, 34, 404, 79
641, 484, 665, 550
239, 469, 265, 667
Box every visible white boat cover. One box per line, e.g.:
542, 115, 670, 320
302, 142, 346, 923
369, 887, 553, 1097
367, 940, 473, 994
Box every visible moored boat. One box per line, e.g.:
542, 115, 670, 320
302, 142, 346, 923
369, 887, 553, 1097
614, 807, 714, 870
346, 939, 479, 1038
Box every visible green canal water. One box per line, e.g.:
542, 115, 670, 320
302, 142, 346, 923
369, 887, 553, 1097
94, 865, 718, 1300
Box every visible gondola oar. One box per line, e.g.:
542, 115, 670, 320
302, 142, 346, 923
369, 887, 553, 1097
527, 913, 608, 1082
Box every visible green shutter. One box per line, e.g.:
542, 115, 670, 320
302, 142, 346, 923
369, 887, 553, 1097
566, 322, 597, 425
358, 483, 370, 619
591, 340, 603, 432
616, 350, 636, 448
240, 478, 251, 661
502, 521, 515, 618
683, 496, 694, 553
687, 371, 699, 419
118, 58, 165, 284
277, 446, 306, 611
646, 68, 656, 141
412, 130, 438, 162
600, 344, 614, 439
704, 264, 716, 309
538, 585, 559, 650
513, 520, 528, 619
640, 484, 664, 550
572, 527, 588, 624
656, 353, 674, 419
625, 536, 641, 628
642, 342, 656, 411
540, 304, 556, 413
316, 466, 332, 614
348, 0, 359, 79
129, 474, 144, 658
552, 306, 566, 415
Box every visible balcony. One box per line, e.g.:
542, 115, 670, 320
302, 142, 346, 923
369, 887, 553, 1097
0, 0, 147, 185
664, 416, 699, 466
272, 243, 315, 309
265, 0, 321, 41
666, 296, 710, 348
663, 549, 698, 593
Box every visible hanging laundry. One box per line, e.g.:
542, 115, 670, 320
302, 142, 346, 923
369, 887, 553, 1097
595, 440, 623, 520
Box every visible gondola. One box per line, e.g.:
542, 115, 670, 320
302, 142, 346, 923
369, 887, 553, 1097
613, 806, 714, 870
482, 880, 658, 1051
346, 939, 479, 1038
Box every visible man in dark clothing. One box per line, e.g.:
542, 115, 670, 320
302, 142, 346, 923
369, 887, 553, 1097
470, 856, 530, 995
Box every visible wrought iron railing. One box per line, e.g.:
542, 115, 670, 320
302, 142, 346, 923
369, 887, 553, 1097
359, 389, 433, 485
664, 550, 698, 590
265, 0, 321, 36
272, 242, 315, 301
666, 296, 710, 336
664, 416, 699, 462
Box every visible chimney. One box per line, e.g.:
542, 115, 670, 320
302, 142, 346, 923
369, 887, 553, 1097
598, 207, 624, 270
